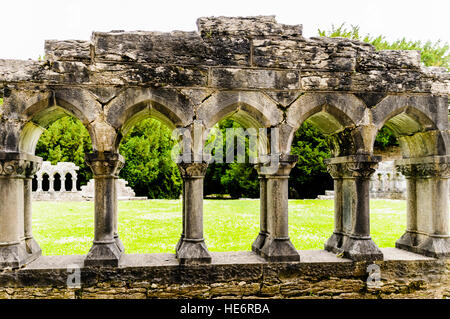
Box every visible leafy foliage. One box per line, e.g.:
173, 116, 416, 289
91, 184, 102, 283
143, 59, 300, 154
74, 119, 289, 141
35, 116, 93, 186
204, 119, 259, 198
318, 24, 450, 69
318, 23, 450, 150
32, 25, 448, 199
374, 126, 399, 149
204, 120, 333, 199
289, 122, 333, 198
118, 118, 182, 199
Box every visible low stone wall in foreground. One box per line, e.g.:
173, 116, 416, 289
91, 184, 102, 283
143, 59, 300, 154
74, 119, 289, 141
0, 248, 448, 299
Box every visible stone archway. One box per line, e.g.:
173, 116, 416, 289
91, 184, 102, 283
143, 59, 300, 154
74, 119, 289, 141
0, 16, 448, 269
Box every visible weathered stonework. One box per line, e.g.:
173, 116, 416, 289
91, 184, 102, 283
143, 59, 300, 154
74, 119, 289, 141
0, 249, 449, 299
0, 16, 449, 291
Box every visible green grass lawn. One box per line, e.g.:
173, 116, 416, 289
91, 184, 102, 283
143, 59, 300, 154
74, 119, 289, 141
32, 199, 409, 256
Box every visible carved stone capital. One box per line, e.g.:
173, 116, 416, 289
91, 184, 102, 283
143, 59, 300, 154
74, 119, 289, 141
395, 163, 415, 178
344, 161, 379, 179
416, 163, 450, 178
85, 152, 125, 177
325, 155, 381, 179
177, 162, 209, 179
395, 156, 450, 179
257, 153, 298, 177
24, 159, 43, 178
0, 159, 28, 178
0, 152, 43, 178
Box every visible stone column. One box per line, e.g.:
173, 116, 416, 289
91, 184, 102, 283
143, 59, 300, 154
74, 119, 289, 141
395, 156, 450, 258
84, 152, 124, 267
60, 174, 66, 192
324, 155, 383, 261
0, 152, 34, 269
113, 165, 125, 253
36, 174, 43, 192
175, 181, 186, 253
23, 157, 43, 260
251, 171, 268, 254
48, 174, 54, 192
258, 154, 300, 262
176, 162, 211, 265
72, 174, 77, 192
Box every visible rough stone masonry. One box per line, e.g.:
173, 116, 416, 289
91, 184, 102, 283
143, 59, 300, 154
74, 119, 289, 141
0, 16, 449, 298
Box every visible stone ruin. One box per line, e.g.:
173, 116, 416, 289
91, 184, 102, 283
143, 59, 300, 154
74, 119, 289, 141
319, 161, 408, 200
32, 161, 142, 201
370, 161, 407, 199
0, 16, 449, 275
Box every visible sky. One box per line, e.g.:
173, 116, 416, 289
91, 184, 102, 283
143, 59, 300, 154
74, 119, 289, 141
1, 0, 449, 60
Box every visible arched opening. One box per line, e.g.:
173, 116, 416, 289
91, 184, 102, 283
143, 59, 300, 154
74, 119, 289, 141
53, 173, 61, 192
65, 173, 73, 192
113, 103, 184, 254
20, 101, 94, 256
201, 103, 271, 253
42, 173, 50, 192
287, 109, 351, 251
32, 176, 38, 192
370, 106, 446, 252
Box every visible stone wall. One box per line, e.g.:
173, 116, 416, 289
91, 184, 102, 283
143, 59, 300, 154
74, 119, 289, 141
0, 16, 449, 286
0, 249, 448, 299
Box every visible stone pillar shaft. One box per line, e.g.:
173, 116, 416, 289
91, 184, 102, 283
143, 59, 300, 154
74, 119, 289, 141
0, 152, 42, 269
251, 174, 268, 253
395, 156, 450, 258
176, 162, 211, 265
84, 152, 124, 267
72, 176, 77, 191
257, 154, 300, 262
36, 176, 43, 192
23, 159, 42, 260
324, 155, 383, 261
60, 177, 66, 192
49, 175, 54, 192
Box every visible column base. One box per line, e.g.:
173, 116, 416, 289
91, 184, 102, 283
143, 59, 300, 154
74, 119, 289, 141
259, 237, 300, 262
175, 234, 184, 253
251, 232, 268, 254
25, 237, 42, 261
325, 233, 383, 261
114, 236, 125, 253
0, 243, 31, 269
395, 231, 418, 250
324, 232, 343, 252
396, 232, 450, 258
84, 242, 122, 267
176, 239, 211, 265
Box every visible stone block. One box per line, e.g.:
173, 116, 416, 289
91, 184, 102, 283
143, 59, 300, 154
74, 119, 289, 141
45, 40, 91, 62
210, 68, 300, 90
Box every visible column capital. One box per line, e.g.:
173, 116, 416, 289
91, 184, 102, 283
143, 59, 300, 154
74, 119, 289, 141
395, 156, 450, 179
177, 162, 208, 179
24, 158, 43, 178
257, 153, 298, 177
325, 155, 381, 179
0, 152, 42, 179
85, 151, 125, 177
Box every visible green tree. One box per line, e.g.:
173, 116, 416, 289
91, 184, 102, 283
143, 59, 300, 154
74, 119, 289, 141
318, 23, 450, 150
118, 118, 182, 199
204, 119, 260, 198
289, 122, 333, 198
35, 116, 93, 186
318, 24, 449, 68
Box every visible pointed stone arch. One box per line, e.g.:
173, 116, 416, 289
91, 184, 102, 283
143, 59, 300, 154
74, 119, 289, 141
371, 95, 449, 158
282, 92, 367, 155
18, 88, 101, 154
104, 87, 195, 151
